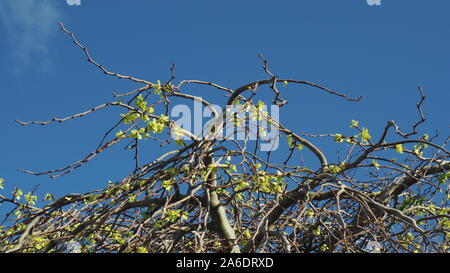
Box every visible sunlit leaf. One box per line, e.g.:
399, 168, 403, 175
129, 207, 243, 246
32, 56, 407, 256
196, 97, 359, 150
395, 144, 404, 154
372, 160, 380, 170
360, 128, 371, 143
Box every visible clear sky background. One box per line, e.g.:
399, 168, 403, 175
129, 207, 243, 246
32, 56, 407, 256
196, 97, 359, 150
0, 0, 449, 206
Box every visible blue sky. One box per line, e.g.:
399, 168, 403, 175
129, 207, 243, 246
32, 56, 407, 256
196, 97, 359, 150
0, 0, 449, 204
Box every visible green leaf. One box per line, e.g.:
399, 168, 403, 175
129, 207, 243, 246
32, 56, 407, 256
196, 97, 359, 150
372, 160, 380, 170
236, 180, 249, 191
153, 80, 162, 95
334, 134, 344, 143
350, 120, 359, 128
296, 143, 303, 151
122, 183, 131, 191
360, 128, 371, 143
413, 144, 424, 157
162, 180, 172, 191
120, 111, 140, 125
174, 139, 185, 146
135, 94, 148, 111
14, 210, 21, 218
328, 165, 342, 174
256, 100, 265, 110
181, 211, 189, 221
115, 130, 125, 138
44, 193, 53, 201
146, 117, 166, 134
287, 135, 294, 149
129, 129, 142, 140
25, 192, 37, 205
437, 171, 450, 185
14, 188, 23, 200
244, 229, 252, 239
395, 144, 404, 154
0, 178, 4, 189
313, 226, 321, 236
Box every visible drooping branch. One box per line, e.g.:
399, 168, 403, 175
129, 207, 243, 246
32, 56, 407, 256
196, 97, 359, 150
2, 23, 448, 254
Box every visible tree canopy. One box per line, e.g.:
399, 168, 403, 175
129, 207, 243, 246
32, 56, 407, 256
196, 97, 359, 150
1, 24, 449, 253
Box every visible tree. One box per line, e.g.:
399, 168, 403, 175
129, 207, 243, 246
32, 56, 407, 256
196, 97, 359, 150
1, 23, 449, 253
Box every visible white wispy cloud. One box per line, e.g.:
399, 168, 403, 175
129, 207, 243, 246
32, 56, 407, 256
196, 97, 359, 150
0, 0, 63, 69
